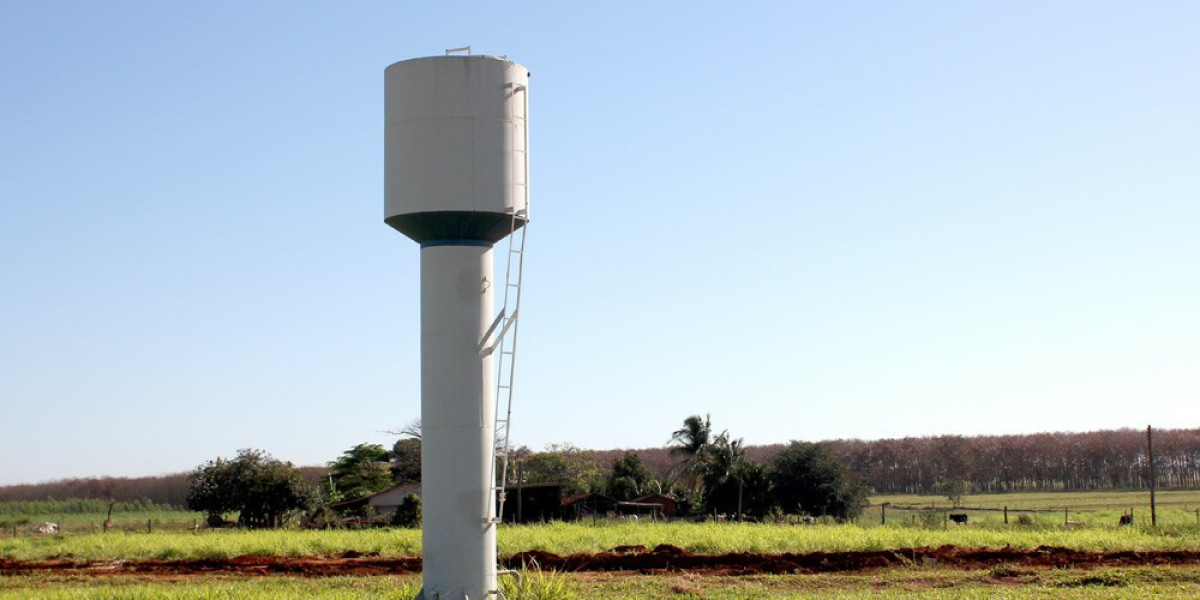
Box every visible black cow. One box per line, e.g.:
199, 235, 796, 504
948, 513, 969, 524
1118, 514, 1133, 526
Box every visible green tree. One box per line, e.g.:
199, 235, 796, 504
186, 449, 319, 528
391, 438, 422, 484
767, 441, 869, 522
391, 493, 422, 528
605, 452, 657, 500
669, 414, 713, 493
705, 458, 773, 519
328, 443, 393, 501
520, 444, 603, 495
935, 478, 971, 508
700, 433, 761, 518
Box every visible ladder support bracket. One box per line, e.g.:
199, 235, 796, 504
477, 309, 507, 357
479, 311, 519, 358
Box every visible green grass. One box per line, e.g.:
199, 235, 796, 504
869, 490, 1200, 530
0, 570, 567, 600
4, 567, 1200, 599
568, 567, 1200, 599
0, 510, 207, 535
5, 490, 1200, 598
0, 528, 423, 561
3, 520, 1198, 562
872, 489, 1200, 511
0, 499, 202, 534
0, 575, 421, 599
500, 521, 1200, 555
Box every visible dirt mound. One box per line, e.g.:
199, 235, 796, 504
4, 546, 1200, 578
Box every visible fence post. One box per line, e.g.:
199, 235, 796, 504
881, 504, 886, 525
147, 519, 152, 534
1064, 507, 1069, 526
1148, 425, 1157, 528
1004, 506, 1008, 525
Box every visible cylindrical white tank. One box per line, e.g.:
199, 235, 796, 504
420, 243, 496, 599
385, 56, 529, 243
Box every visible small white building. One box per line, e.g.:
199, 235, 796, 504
332, 482, 421, 519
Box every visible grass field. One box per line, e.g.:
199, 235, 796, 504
0, 510, 206, 535
0, 500, 202, 535
3, 519, 1199, 562
868, 489, 1200, 530
3, 490, 1200, 598
872, 489, 1200, 511
4, 568, 1200, 599
0, 576, 421, 600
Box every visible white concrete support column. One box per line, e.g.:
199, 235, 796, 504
419, 242, 497, 600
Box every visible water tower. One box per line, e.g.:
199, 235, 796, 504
384, 51, 529, 600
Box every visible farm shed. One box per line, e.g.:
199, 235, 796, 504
500, 483, 564, 523
615, 501, 665, 520
561, 492, 618, 521
630, 493, 678, 518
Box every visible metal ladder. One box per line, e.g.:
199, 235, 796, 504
486, 78, 528, 528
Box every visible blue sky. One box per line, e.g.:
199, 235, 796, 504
2, 1, 1197, 485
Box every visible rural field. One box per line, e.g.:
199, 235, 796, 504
3, 491, 1200, 599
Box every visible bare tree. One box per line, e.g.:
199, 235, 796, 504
384, 419, 422, 440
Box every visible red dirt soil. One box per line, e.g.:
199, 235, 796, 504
4, 545, 1200, 578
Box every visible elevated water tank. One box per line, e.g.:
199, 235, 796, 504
385, 55, 529, 243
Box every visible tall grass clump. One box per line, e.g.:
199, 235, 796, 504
500, 564, 579, 600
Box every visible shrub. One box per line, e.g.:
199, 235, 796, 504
917, 511, 945, 529
392, 494, 422, 528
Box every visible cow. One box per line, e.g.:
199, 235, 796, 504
1119, 514, 1133, 526
948, 513, 969, 525
35, 522, 59, 534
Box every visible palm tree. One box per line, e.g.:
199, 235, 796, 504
703, 432, 747, 519
670, 414, 712, 459
668, 414, 714, 494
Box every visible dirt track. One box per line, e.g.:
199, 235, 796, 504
5, 544, 1200, 578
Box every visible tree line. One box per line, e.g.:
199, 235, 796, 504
509, 414, 867, 521
571, 428, 1200, 497
821, 428, 1200, 494
3, 426, 1196, 523
180, 415, 869, 526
